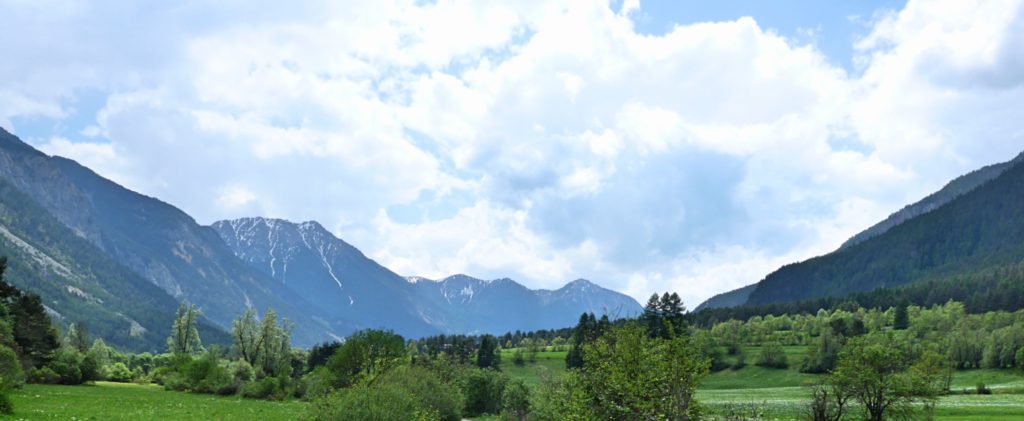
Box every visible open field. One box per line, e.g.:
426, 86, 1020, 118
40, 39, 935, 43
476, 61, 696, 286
3, 351, 1022, 420
497, 345, 1024, 420
1, 382, 305, 421
498, 349, 567, 387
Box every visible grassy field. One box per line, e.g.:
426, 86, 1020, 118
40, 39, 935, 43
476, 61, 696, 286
1, 382, 305, 420
497, 345, 1024, 420
4, 348, 1023, 420
498, 349, 567, 387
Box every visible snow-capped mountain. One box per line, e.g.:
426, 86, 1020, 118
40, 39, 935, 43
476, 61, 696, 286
211, 217, 438, 338
0, 125, 642, 349
215, 218, 643, 336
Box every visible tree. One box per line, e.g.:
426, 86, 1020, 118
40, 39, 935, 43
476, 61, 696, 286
502, 378, 530, 421
512, 348, 525, 366
66, 322, 89, 353
806, 381, 850, 421
828, 336, 939, 421
257, 310, 292, 377
0, 346, 18, 415
167, 303, 202, 355
0, 259, 59, 369
232, 308, 261, 367
893, 304, 909, 330
476, 335, 499, 369
756, 342, 789, 369
231, 308, 293, 376
325, 329, 406, 388
308, 341, 342, 372
577, 322, 708, 420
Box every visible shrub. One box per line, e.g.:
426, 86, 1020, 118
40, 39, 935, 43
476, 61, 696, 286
107, 362, 133, 383
80, 353, 101, 382
501, 378, 529, 421
756, 342, 789, 369
27, 367, 60, 384
302, 367, 335, 399
242, 376, 290, 400
198, 366, 237, 396
731, 350, 747, 370
976, 382, 992, 395
305, 383, 421, 421
0, 392, 11, 416
462, 368, 508, 416
49, 348, 84, 385
377, 366, 463, 421
229, 360, 254, 383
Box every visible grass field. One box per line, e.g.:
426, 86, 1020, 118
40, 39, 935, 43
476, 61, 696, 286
496, 345, 1024, 420
4, 348, 1023, 420
1, 382, 305, 420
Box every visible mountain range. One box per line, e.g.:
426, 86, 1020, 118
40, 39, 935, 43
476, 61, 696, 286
698, 150, 1024, 311
0, 128, 641, 350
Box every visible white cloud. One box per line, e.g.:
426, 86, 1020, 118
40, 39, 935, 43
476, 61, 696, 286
3, 0, 1024, 307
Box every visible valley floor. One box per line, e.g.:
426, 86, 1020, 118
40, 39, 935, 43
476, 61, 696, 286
2, 349, 1022, 420
497, 348, 1024, 420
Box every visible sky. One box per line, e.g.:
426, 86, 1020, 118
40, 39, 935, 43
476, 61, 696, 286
2, 0, 1024, 308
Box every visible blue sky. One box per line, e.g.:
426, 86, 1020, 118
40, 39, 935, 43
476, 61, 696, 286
2, 0, 1023, 307
627, 0, 905, 69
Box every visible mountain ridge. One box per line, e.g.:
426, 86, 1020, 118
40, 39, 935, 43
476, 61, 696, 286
214, 217, 643, 335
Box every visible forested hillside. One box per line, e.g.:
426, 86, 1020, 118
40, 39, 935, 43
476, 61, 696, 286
0, 178, 227, 351
745, 154, 1024, 305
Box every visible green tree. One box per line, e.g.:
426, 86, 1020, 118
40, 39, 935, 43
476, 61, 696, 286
828, 336, 939, 421
756, 342, 789, 369
502, 378, 530, 421
566, 313, 597, 369
325, 329, 406, 388
578, 322, 708, 420
231, 308, 294, 376
66, 321, 89, 353
476, 335, 500, 369
167, 304, 202, 355
893, 304, 910, 330
0, 346, 16, 414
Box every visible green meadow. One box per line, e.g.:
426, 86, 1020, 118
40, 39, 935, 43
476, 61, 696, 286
496, 345, 1024, 421
2, 346, 1021, 420
1, 382, 304, 421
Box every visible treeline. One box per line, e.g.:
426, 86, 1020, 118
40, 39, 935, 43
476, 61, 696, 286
691, 262, 1024, 327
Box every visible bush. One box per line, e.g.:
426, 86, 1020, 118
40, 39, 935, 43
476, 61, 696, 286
27, 367, 60, 384
80, 353, 101, 382
731, 350, 747, 370
756, 342, 789, 369
976, 382, 992, 395
302, 367, 335, 399
198, 367, 237, 396
107, 362, 133, 383
0, 392, 11, 416
49, 348, 84, 385
0, 346, 24, 390
242, 376, 290, 400
306, 384, 422, 421
501, 378, 529, 420
462, 368, 508, 416
229, 360, 254, 383
377, 366, 463, 421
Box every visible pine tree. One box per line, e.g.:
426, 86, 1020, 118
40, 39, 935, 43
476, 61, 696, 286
566, 313, 592, 369
476, 335, 499, 369
893, 304, 910, 330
